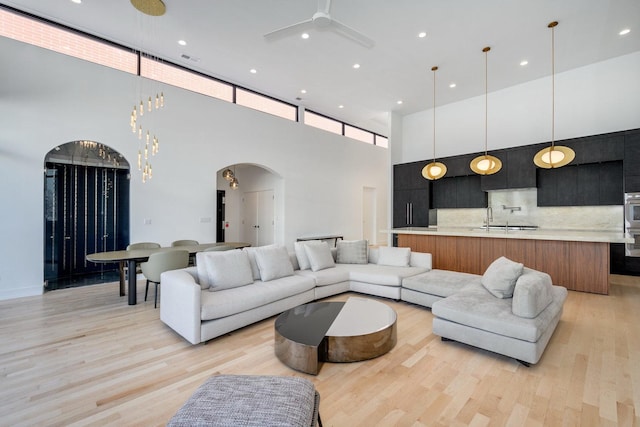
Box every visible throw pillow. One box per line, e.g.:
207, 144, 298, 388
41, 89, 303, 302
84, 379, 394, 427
254, 245, 294, 281
243, 245, 277, 280
481, 256, 524, 298
512, 268, 554, 318
377, 246, 411, 267
294, 240, 320, 270
303, 241, 336, 272
200, 249, 254, 291
336, 239, 368, 264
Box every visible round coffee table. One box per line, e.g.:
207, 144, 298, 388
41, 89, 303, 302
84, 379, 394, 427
274, 297, 397, 375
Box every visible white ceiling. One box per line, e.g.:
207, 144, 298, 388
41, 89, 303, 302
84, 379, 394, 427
2, 0, 639, 135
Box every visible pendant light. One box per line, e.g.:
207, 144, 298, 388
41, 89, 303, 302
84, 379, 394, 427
534, 21, 575, 168
470, 47, 502, 175
422, 66, 447, 180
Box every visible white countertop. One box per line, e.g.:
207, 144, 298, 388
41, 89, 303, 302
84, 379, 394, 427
383, 227, 633, 243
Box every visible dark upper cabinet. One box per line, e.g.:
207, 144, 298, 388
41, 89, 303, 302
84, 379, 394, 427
538, 161, 622, 206
481, 146, 538, 190
432, 177, 457, 209
564, 133, 624, 165
393, 162, 428, 190
432, 175, 486, 209
442, 154, 477, 177
624, 130, 640, 192
599, 161, 623, 205
393, 189, 429, 227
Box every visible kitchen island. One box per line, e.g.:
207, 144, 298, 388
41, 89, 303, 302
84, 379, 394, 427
384, 227, 632, 295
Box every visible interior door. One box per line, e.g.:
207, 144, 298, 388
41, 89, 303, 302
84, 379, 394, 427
242, 190, 274, 247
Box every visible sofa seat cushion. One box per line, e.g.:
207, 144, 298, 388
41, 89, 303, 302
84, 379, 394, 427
342, 263, 429, 287
200, 275, 315, 321
402, 269, 481, 298
295, 265, 351, 286
431, 282, 567, 343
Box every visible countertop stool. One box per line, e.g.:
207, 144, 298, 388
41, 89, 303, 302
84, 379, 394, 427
167, 375, 322, 427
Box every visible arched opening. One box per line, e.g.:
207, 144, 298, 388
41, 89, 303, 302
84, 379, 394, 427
44, 141, 130, 289
217, 163, 283, 247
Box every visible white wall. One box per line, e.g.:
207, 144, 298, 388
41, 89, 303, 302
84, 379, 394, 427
397, 51, 640, 163
0, 38, 388, 300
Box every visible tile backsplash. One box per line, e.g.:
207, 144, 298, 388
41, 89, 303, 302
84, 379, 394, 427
437, 188, 623, 232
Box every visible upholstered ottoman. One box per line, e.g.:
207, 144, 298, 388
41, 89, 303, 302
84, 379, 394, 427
167, 375, 321, 427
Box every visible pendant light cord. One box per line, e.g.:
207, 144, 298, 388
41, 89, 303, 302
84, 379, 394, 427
483, 47, 490, 156
432, 66, 437, 162
550, 22, 556, 150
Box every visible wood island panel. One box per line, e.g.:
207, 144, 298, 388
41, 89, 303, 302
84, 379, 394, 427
397, 233, 609, 294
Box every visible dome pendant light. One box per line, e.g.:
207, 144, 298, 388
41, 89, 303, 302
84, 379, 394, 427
534, 21, 575, 169
422, 66, 447, 180
470, 47, 502, 175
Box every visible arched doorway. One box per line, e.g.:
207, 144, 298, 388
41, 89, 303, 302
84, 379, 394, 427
217, 164, 282, 247
44, 141, 130, 289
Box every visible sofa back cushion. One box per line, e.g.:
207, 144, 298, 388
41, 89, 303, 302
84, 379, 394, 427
377, 246, 411, 267
254, 245, 295, 281
336, 239, 368, 264
196, 249, 254, 291
304, 241, 336, 272
512, 267, 554, 318
481, 256, 524, 298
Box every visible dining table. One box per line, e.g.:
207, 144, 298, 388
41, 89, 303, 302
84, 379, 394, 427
86, 242, 250, 305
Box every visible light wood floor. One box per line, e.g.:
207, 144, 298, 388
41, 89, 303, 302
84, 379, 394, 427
1, 276, 639, 426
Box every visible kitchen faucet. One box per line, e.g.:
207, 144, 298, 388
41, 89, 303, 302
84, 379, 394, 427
485, 206, 493, 230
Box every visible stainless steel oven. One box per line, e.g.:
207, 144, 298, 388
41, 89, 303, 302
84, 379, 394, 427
625, 193, 640, 256
625, 193, 640, 229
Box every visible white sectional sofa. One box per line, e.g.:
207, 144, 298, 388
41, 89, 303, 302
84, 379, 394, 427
160, 242, 431, 345
160, 241, 566, 366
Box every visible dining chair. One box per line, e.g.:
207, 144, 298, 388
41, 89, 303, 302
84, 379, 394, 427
124, 242, 162, 281
140, 249, 189, 308
171, 240, 199, 265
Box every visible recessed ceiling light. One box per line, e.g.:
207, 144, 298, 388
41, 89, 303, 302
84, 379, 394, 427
397, 100, 403, 105
71, 0, 81, 3
619, 28, 631, 36
418, 32, 427, 38
301, 33, 310, 39
301, 89, 307, 94
338, 105, 344, 109
178, 40, 187, 46
353, 63, 360, 69
449, 83, 456, 88
250, 69, 257, 74
520, 60, 528, 66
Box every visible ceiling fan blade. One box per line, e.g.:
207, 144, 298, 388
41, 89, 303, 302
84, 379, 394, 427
264, 18, 314, 41
329, 19, 375, 49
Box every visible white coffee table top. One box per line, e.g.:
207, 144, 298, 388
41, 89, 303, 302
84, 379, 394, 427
326, 297, 397, 337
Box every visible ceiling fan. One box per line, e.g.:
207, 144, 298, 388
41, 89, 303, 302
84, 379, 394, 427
263, 0, 375, 48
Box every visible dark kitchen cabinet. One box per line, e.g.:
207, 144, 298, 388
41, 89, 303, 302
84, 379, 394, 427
624, 130, 640, 192
394, 162, 428, 190
564, 133, 624, 165
481, 146, 538, 190
538, 161, 622, 206
442, 154, 477, 177
393, 189, 429, 227
432, 175, 486, 209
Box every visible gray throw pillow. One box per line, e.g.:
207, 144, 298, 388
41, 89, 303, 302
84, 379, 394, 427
377, 246, 411, 267
481, 256, 524, 298
294, 240, 320, 270
201, 249, 254, 291
336, 240, 368, 264
254, 245, 294, 281
303, 241, 335, 272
